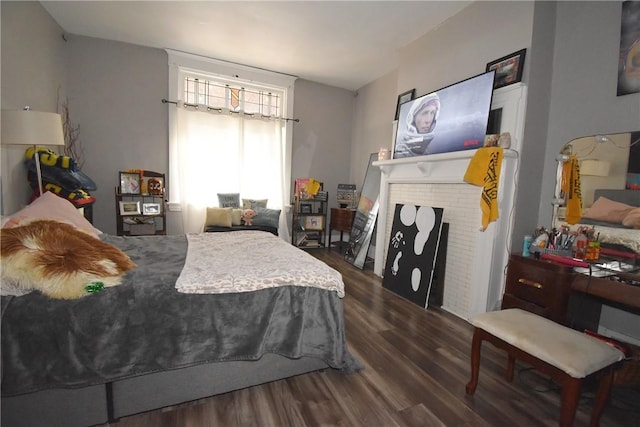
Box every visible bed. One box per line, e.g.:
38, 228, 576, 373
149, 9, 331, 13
556, 189, 640, 253
1, 194, 360, 427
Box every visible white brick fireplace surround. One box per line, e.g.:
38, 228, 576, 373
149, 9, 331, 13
373, 83, 527, 321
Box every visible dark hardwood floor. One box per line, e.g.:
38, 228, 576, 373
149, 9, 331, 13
107, 247, 639, 427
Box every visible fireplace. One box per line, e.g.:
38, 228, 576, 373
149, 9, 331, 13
373, 83, 527, 321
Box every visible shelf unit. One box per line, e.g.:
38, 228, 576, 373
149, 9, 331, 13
291, 181, 327, 248
115, 171, 166, 236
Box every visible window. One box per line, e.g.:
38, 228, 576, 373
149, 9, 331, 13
167, 50, 295, 239
183, 76, 281, 117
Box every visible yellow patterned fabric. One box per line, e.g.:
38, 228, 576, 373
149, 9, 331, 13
463, 147, 503, 230
562, 155, 582, 225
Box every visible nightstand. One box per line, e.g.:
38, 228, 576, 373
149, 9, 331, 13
328, 208, 355, 247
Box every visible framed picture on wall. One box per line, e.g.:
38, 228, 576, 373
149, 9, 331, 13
617, 0, 640, 96
486, 48, 526, 89
394, 88, 416, 120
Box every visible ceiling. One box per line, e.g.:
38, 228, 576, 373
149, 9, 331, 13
41, 1, 472, 91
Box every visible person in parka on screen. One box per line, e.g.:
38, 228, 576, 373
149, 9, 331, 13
396, 93, 440, 157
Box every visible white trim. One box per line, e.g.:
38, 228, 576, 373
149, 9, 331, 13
166, 50, 296, 208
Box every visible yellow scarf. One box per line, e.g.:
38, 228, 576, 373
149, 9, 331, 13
562, 155, 582, 225
463, 147, 503, 231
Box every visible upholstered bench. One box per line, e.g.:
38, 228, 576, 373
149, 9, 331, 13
465, 308, 625, 427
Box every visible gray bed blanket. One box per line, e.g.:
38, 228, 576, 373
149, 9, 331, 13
1, 234, 360, 397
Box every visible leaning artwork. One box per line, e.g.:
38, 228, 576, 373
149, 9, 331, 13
382, 204, 444, 308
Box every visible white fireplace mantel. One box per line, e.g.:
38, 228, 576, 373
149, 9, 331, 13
372, 83, 527, 321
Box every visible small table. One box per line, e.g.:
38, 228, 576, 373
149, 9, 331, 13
329, 208, 355, 247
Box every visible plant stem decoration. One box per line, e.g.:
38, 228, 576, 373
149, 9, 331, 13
60, 98, 84, 169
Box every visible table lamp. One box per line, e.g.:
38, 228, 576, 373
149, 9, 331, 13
1, 107, 65, 197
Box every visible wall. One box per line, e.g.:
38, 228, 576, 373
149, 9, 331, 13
350, 69, 398, 186
350, 1, 535, 193
1, 2, 356, 237
539, 1, 640, 225
65, 35, 169, 235
1, 1, 66, 215
292, 80, 355, 209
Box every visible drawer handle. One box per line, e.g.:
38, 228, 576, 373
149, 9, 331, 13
518, 278, 543, 289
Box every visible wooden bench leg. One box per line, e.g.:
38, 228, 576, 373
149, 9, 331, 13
559, 377, 582, 427
506, 354, 515, 382
466, 328, 482, 395
590, 366, 615, 427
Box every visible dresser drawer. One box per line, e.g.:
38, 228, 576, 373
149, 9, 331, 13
502, 293, 553, 319
503, 254, 575, 324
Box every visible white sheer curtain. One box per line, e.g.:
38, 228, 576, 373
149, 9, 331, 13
175, 105, 289, 241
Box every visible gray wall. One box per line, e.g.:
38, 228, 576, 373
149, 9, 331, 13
65, 35, 168, 235
292, 80, 355, 209
1, 1, 66, 215
538, 1, 640, 226
350, 1, 535, 193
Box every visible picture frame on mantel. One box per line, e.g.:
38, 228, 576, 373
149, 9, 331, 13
394, 88, 416, 120
486, 48, 526, 89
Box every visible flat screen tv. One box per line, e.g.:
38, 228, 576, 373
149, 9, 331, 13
393, 70, 495, 159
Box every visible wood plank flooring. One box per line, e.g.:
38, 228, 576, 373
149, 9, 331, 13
106, 247, 639, 427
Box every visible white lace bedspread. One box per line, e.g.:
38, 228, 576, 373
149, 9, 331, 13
175, 231, 345, 297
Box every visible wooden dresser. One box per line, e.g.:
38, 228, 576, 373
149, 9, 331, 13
501, 253, 576, 325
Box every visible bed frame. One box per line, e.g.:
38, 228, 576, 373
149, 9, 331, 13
2, 355, 328, 426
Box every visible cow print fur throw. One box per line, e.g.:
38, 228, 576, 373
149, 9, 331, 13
1, 220, 135, 299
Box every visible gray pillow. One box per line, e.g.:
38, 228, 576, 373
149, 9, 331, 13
252, 208, 281, 229
217, 193, 240, 208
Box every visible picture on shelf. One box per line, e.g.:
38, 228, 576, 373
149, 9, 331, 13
119, 201, 141, 216
304, 215, 324, 231
119, 171, 142, 194
146, 177, 164, 195
142, 203, 161, 215
295, 178, 321, 199
300, 203, 312, 214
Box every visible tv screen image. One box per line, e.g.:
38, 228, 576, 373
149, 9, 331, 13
393, 70, 495, 159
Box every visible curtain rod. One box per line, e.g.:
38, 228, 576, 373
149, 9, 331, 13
161, 99, 299, 123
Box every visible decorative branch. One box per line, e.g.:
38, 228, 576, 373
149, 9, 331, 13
60, 98, 84, 169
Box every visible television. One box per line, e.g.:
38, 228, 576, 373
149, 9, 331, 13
393, 70, 495, 159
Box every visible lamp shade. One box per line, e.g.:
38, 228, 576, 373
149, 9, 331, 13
1, 109, 65, 146
580, 159, 610, 177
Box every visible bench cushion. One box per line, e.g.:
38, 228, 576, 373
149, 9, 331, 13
204, 225, 278, 235
471, 308, 624, 378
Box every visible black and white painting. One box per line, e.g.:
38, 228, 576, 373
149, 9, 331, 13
382, 204, 444, 308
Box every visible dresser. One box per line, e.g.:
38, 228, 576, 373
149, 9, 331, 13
501, 253, 576, 325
